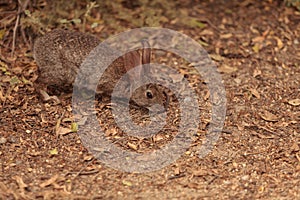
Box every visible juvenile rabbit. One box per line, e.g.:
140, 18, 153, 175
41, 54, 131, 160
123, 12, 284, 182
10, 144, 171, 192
33, 29, 167, 108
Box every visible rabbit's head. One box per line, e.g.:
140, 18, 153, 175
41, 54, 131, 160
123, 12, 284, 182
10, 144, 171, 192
124, 40, 168, 109
131, 83, 168, 109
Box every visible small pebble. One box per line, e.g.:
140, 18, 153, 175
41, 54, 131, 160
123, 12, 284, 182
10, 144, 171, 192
184, 97, 192, 103
0, 137, 7, 144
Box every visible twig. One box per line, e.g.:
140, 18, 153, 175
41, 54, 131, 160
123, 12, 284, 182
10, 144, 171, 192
55, 110, 66, 137
11, 5, 20, 57
0, 10, 18, 15
11, 0, 30, 57
0, 51, 12, 63
168, 174, 186, 180
207, 175, 219, 185
21, 26, 30, 49
64, 158, 98, 180
198, 17, 220, 33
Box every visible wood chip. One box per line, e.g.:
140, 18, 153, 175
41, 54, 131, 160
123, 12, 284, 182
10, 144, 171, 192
220, 33, 233, 39
169, 74, 184, 83
209, 54, 224, 61
274, 36, 284, 49
260, 110, 279, 122
13, 176, 28, 190
249, 88, 260, 99
40, 174, 59, 188
122, 180, 132, 186
56, 126, 73, 136
288, 99, 300, 106
218, 64, 238, 73
127, 142, 138, 151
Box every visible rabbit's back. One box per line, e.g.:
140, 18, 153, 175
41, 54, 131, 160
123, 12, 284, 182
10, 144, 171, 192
33, 29, 100, 87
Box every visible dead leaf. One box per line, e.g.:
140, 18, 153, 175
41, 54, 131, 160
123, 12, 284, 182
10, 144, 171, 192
128, 142, 138, 151
84, 155, 94, 161
169, 74, 184, 83
21, 76, 33, 86
28, 151, 41, 157
252, 36, 265, 43
218, 64, 238, 73
122, 180, 132, 186
200, 29, 214, 35
13, 176, 28, 190
251, 131, 275, 139
260, 110, 279, 122
282, 63, 288, 69
262, 28, 270, 37
56, 126, 72, 136
209, 54, 224, 61
0, 181, 9, 192
105, 128, 118, 136
204, 91, 210, 101
253, 68, 262, 77
258, 185, 265, 193
153, 134, 164, 142
288, 99, 300, 106
77, 116, 87, 126
0, 88, 5, 102
290, 142, 300, 152
249, 88, 260, 99
198, 40, 209, 46
234, 78, 242, 85
274, 36, 284, 49
252, 43, 261, 53
192, 169, 208, 176
220, 33, 233, 39
0, 60, 8, 72
11, 66, 23, 74
174, 167, 180, 175
40, 174, 59, 188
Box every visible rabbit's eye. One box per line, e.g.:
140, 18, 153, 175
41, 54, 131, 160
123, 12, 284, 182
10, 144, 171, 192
146, 91, 153, 99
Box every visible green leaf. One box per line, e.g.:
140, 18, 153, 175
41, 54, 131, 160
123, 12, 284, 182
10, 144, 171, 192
59, 19, 69, 24
189, 18, 206, 28
71, 122, 78, 132
49, 148, 58, 155
252, 44, 260, 53
0, 29, 5, 40
122, 180, 132, 186
10, 76, 20, 85
0, 66, 7, 73
22, 76, 33, 86
71, 18, 81, 24
198, 40, 209, 47
24, 10, 31, 16
91, 22, 98, 28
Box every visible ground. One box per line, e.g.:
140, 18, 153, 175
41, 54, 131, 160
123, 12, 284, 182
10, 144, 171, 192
0, 0, 299, 199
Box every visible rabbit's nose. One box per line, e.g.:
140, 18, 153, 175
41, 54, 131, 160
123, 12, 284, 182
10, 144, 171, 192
148, 104, 166, 114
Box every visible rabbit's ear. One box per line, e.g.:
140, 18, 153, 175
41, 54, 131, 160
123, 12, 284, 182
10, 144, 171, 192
141, 40, 151, 65
124, 40, 151, 81
123, 50, 142, 81
141, 40, 151, 76
123, 51, 141, 71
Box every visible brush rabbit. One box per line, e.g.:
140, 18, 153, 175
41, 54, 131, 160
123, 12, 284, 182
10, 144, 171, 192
33, 29, 167, 108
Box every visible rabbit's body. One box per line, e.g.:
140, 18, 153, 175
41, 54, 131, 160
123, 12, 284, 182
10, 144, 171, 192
34, 29, 100, 88
33, 29, 167, 108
